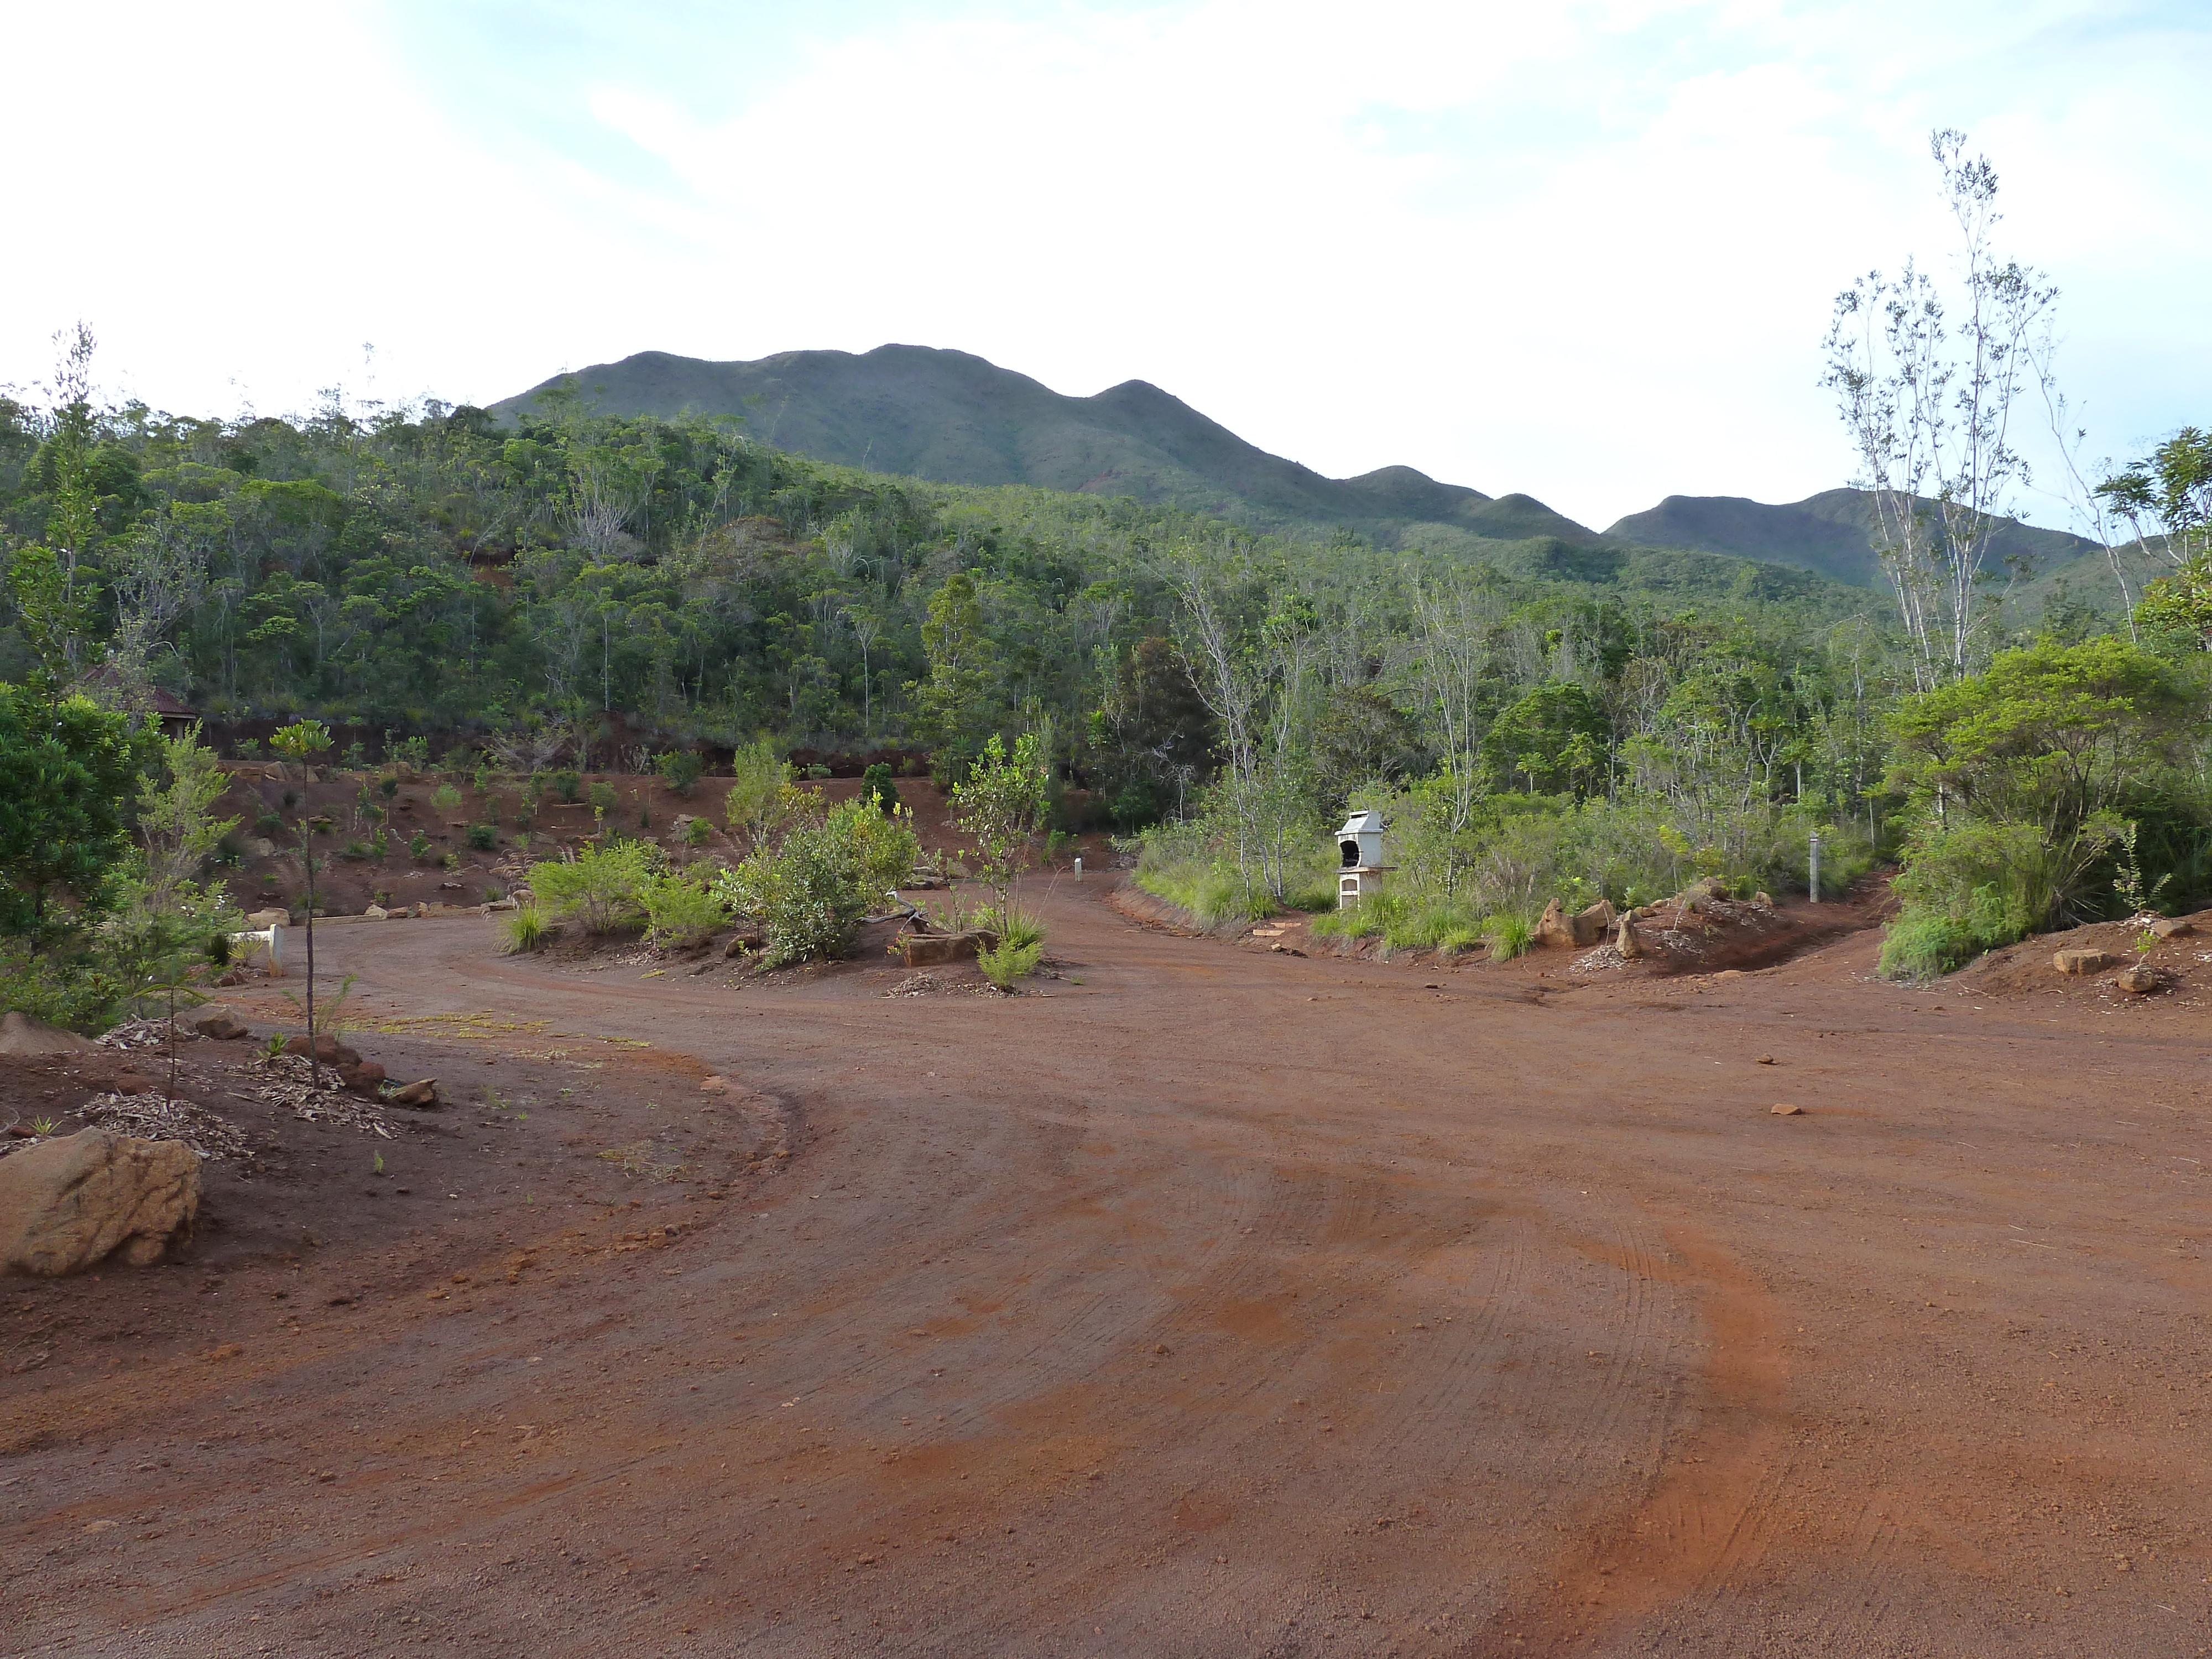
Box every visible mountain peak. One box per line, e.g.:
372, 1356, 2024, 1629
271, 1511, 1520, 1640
492, 347, 1597, 546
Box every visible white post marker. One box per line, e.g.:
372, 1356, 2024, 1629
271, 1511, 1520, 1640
227, 924, 285, 974
1073, 856, 1082, 879
1809, 831, 1822, 904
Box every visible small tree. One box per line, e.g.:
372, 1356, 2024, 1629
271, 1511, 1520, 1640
722, 738, 797, 854
859, 761, 901, 815
0, 687, 146, 936
269, 719, 333, 1086
950, 732, 1048, 922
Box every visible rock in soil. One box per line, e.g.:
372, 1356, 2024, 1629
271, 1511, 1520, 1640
338, 1060, 388, 1097
0, 1129, 200, 1275
2115, 961, 2162, 995
2149, 917, 2195, 940
192, 1009, 251, 1040
900, 930, 999, 967
1771, 1103, 1803, 1116
390, 1079, 440, 1109
285, 1033, 363, 1069
2053, 948, 2122, 976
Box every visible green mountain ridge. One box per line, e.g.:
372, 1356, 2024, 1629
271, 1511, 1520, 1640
492, 345, 1604, 549
494, 344, 2138, 615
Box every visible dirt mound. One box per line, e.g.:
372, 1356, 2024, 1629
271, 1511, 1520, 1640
1950, 907, 2211, 1003
0, 1011, 98, 1055
1570, 879, 1886, 978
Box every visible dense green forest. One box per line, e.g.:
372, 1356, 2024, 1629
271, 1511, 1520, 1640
3, 346, 2209, 1013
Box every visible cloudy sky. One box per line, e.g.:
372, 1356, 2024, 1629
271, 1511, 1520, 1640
4, 1, 2204, 530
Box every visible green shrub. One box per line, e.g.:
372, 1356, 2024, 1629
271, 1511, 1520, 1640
684, 815, 714, 847
255, 811, 284, 837
551, 769, 582, 804
500, 904, 549, 954
1879, 815, 2126, 982
712, 799, 918, 965
655, 749, 704, 796
978, 937, 1043, 989
341, 838, 372, 860
408, 831, 432, 861
431, 782, 463, 816
588, 780, 620, 817
639, 873, 728, 947
0, 938, 124, 1032
529, 840, 653, 934
465, 823, 497, 851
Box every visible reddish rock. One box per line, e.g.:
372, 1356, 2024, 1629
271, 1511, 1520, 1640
284, 1034, 363, 1069
2053, 949, 2121, 977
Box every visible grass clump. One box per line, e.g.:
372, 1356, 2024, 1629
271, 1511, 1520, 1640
465, 823, 497, 851
977, 905, 1045, 950
1488, 914, 1534, 961
500, 904, 549, 954
978, 937, 1044, 989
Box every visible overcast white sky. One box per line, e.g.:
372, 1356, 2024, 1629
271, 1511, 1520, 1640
3, 1, 2205, 530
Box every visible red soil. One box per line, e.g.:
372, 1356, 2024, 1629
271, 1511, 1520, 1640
4, 886, 2210, 1656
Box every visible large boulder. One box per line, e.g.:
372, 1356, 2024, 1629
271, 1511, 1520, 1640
1535, 899, 1575, 950
1571, 899, 1617, 946
0, 1011, 99, 1056
0, 1130, 200, 1275
2053, 948, 2122, 977
2149, 917, 2195, 940
192, 1009, 249, 1041
243, 908, 289, 930
899, 930, 998, 968
1615, 915, 1644, 960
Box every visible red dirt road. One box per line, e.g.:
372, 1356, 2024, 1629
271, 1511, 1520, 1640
6, 881, 2211, 1657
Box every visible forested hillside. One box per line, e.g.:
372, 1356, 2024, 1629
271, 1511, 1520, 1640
0, 388, 1884, 797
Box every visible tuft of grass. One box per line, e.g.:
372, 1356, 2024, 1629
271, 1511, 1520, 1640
501, 904, 550, 954
978, 905, 1045, 951
978, 937, 1044, 990
1488, 914, 1533, 962
1436, 924, 1484, 956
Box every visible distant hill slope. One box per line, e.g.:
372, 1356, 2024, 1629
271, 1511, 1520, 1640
492, 345, 1603, 549
1605, 489, 2107, 592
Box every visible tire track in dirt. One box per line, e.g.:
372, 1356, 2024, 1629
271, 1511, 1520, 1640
1512, 1219, 1789, 1652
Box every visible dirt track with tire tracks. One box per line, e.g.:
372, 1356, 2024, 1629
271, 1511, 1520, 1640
6, 879, 2210, 1656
